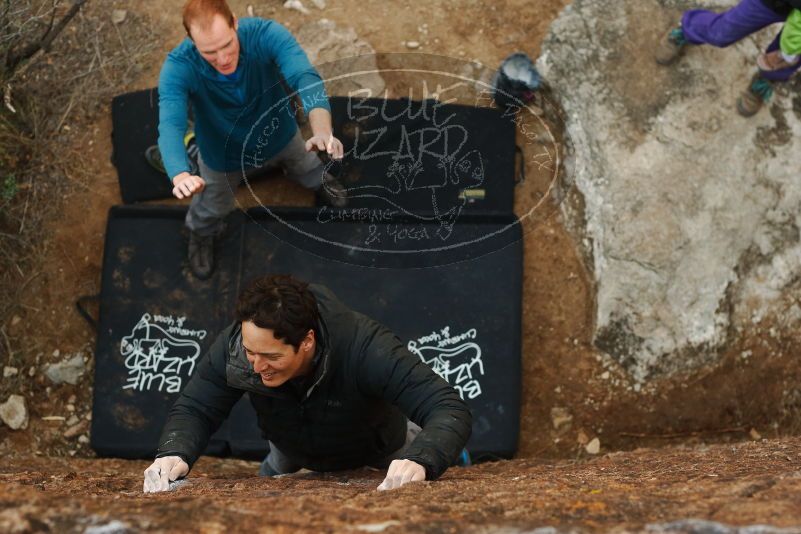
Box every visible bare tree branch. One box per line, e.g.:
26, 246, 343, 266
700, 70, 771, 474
4, 0, 88, 75
42, 0, 58, 51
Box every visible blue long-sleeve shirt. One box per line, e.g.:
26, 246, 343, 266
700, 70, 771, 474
157, 18, 331, 179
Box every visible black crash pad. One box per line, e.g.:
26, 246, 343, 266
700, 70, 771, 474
110, 90, 519, 213
111, 88, 174, 204
323, 96, 518, 214
91, 205, 522, 461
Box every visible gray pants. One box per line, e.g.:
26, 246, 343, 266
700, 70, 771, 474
186, 132, 326, 236
259, 421, 422, 477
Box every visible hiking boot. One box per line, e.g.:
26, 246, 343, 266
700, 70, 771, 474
757, 49, 796, 72
187, 230, 214, 280
145, 127, 198, 176
655, 26, 687, 65
316, 177, 348, 208
736, 75, 773, 117
145, 145, 166, 174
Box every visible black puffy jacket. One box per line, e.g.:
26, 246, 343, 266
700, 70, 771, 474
155, 285, 472, 480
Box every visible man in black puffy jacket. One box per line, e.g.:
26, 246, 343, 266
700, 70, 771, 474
142, 274, 472, 492
654, 0, 801, 116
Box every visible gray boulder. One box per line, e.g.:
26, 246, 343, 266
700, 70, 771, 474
537, 0, 801, 381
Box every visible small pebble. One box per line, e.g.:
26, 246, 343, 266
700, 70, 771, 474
111, 9, 127, 25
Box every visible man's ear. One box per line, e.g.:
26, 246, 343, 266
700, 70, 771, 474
304, 329, 315, 349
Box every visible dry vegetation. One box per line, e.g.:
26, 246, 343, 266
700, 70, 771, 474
0, 0, 158, 362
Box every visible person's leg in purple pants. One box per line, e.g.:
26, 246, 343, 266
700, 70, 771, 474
681, 0, 801, 80
681, 0, 785, 48
672, 0, 801, 115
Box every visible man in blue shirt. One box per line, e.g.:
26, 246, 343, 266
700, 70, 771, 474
159, 0, 346, 279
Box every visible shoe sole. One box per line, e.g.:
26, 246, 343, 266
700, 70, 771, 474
736, 98, 760, 118
655, 51, 682, 66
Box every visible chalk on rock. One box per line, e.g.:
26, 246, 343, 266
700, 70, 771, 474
169, 479, 188, 491
3, 366, 18, 378
585, 437, 601, 455
0, 394, 28, 430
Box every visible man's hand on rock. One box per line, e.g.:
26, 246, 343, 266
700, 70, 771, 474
172, 172, 206, 199
305, 133, 344, 160
377, 459, 425, 491
143, 456, 189, 493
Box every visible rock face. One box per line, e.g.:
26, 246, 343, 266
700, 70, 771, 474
537, 0, 801, 381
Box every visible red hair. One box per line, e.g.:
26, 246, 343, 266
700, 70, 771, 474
182, 0, 235, 37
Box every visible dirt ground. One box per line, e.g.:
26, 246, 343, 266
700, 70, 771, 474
3, 0, 801, 531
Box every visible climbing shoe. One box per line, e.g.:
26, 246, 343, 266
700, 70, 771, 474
736, 74, 773, 117
655, 26, 687, 65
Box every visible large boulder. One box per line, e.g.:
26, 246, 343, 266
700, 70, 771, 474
537, 0, 801, 381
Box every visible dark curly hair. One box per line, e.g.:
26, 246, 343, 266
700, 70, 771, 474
236, 274, 319, 351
